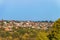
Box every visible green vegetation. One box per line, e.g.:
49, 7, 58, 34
0, 18, 60, 40
48, 18, 60, 40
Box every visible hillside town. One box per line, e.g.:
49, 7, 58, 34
0, 20, 54, 31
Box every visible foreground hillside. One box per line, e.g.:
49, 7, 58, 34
0, 19, 60, 40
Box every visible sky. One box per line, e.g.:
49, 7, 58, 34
0, 0, 60, 21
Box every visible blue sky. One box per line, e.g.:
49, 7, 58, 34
0, 0, 60, 21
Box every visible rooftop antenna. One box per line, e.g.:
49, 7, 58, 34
1, 18, 4, 26
2, 17, 4, 21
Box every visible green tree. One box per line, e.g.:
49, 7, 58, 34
48, 18, 60, 40
36, 31, 49, 40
